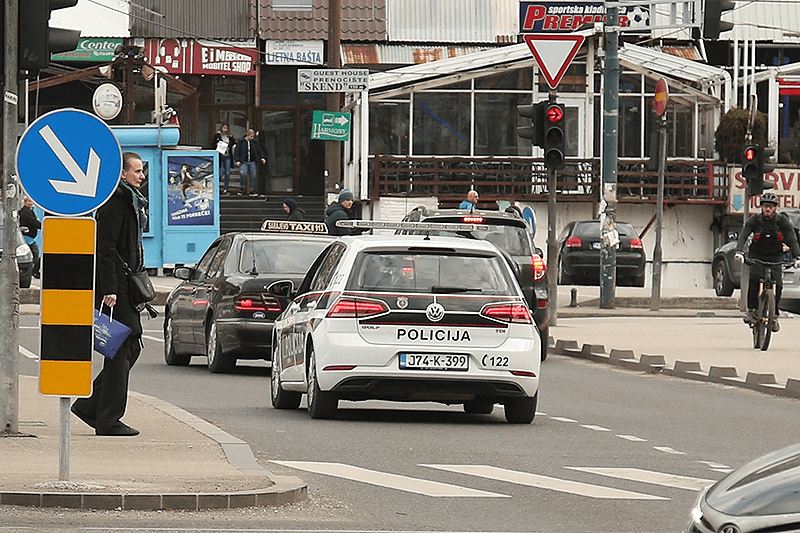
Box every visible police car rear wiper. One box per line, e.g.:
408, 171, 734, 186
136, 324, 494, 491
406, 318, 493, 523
431, 286, 482, 293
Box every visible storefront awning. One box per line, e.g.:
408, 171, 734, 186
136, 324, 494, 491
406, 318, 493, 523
619, 43, 730, 90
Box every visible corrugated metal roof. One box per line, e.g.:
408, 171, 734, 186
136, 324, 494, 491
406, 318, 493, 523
386, 0, 517, 43
620, 43, 729, 89
725, 0, 800, 43
342, 43, 498, 66
259, 0, 387, 41
131, 0, 254, 39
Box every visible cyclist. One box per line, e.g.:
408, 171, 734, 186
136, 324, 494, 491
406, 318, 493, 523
735, 191, 800, 331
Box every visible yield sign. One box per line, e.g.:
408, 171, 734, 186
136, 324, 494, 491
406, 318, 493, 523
524, 34, 585, 89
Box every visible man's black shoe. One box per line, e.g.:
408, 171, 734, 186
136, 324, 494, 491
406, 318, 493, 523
96, 422, 139, 437
70, 403, 96, 429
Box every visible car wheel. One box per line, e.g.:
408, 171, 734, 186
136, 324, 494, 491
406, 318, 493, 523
463, 399, 494, 414
558, 258, 572, 285
504, 393, 538, 424
271, 341, 301, 410
207, 318, 234, 373
540, 326, 549, 361
164, 313, 191, 366
713, 259, 735, 297
306, 347, 337, 419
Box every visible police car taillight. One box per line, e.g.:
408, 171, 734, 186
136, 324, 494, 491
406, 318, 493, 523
235, 293, 282, 313
531, 254, 546, 282
327, 297, 389, 318
481, 303, 532, 324
462, 216, 484, 224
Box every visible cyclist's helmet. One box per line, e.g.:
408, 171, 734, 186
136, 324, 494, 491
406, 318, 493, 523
760, 192, 779, 206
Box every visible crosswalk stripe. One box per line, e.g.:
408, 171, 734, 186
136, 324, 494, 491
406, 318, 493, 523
271, 461, 509, 498
19, 346, 37, 360
566, 467, 715, 490
421, 465, 667, 500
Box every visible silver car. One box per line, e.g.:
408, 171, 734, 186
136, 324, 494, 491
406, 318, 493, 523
684, 442, 800, 533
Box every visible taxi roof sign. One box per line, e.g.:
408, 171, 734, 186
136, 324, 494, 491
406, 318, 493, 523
260, 220, 329, 234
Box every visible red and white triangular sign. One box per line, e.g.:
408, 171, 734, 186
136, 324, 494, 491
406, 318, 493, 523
523, 34, 585, 89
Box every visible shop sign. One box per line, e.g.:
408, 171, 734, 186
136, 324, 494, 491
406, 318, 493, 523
298, 69, 369, 92
729, 167, 800, 214
265, 40, 324, 66
51, 38, 122, 62
142, 39, 258, 76
519, 1, 649, 32
311, 111, 351, 141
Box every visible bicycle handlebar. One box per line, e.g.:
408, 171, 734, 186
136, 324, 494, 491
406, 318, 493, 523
746, 258, 794, 267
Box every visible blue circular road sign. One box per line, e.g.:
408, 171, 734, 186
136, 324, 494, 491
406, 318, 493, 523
16, 108, 123, 217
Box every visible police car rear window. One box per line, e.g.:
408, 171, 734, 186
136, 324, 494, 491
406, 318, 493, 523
349, 251, 517, 294
239, 239, 328, 274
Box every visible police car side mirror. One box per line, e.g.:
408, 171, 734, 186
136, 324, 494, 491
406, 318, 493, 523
268, 280, 295, 299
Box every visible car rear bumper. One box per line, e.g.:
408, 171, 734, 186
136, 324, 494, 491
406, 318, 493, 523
330, 375, 533, 403
563, 251, 645, 279
216, 318, 273, 360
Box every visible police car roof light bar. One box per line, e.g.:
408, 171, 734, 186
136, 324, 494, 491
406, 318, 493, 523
336, 220, 491, 231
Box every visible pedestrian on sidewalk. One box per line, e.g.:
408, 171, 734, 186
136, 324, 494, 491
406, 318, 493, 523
736, 191, 800, 332
325, 189, 356, 235
212, 123, 235, 194
234, 129, 266, 195
18, 196, 41, 279
71, 151, 148, 437
459, 189, 479, 210
283, 198, 305, 220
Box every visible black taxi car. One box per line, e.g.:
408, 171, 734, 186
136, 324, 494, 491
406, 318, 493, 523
163, 221, 332, 373
401, 206, 549, 360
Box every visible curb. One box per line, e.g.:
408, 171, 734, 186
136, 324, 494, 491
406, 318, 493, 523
0, 393, 308, 511
550, 338, 800, 399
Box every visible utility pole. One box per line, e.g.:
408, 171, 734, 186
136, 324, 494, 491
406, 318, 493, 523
325, 0, 342, 193
1, 0, 21, 436
600, 4, 619, 309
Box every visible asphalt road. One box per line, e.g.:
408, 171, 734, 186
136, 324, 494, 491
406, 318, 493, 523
8, 315, 800, 533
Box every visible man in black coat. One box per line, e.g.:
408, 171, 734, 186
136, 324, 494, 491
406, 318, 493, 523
72, 152, 148, 437
18, 196, 41, 278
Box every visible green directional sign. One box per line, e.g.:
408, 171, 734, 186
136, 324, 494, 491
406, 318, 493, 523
311, 110, 351, 141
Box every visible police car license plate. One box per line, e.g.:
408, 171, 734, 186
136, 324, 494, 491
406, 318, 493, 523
399, 353, 469, 371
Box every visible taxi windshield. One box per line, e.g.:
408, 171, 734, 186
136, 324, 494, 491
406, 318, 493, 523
350, 251, 516, 294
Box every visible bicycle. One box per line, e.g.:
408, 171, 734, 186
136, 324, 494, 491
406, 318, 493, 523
745, 258, 790, 351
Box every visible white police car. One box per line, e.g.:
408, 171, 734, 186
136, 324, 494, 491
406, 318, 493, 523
268, 221, 541, 423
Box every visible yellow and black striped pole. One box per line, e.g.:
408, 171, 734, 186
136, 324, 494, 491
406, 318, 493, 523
39, 217, 95, 397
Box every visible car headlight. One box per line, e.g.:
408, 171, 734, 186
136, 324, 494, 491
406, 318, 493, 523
16, 243, 31, 257
691, 505, 703, 524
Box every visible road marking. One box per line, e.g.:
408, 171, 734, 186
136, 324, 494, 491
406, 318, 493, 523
142, 335, 163, 343
19, 346, 37, 360
581, 424, 611, 432
40, 124, 101, 197
422, 465, 667, 500
272, 461, 508, 498
550, 416, 577, 423
617, 434, 647, 442
566, 467, 715, 490
653, 446, 686, 455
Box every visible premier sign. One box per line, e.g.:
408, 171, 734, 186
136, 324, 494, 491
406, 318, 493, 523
297, 69, 369, 92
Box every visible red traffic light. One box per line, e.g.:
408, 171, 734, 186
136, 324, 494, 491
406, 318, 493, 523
744, 147, 756, 161
546, 105, 564, 123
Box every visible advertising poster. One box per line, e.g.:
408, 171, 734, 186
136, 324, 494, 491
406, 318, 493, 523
166, 154, 215, 226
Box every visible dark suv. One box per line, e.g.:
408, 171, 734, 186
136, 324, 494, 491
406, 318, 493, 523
401, 206, 549, 360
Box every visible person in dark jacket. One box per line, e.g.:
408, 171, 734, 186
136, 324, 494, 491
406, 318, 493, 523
233, 129, 266, 195
283, 198, 305, 220
212, 123, 235, 194
71, 152, 148, 437
325, 189, 356, 235
736, 191, 800, 331
18, 196, 41, 278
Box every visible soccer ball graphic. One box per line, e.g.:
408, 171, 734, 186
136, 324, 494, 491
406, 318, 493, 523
623, 5, 650, 29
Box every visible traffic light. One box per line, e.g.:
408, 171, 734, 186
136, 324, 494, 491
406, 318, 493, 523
703, 0, 735, 39
517, 101, 546, 148
742, 144, 762, 195
758, 146, 776, 178
19, 0, 81, 71
542, 102, 566, 170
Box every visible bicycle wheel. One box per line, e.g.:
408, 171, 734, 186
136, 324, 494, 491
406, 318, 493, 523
760, 290, 775, 351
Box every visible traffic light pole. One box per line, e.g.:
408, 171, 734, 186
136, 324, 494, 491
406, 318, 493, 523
1, 0, 20, 436
600, 5, 619, 309
547, 168, 558, 327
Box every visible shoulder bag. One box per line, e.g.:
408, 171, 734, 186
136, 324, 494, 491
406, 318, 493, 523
116, 252, 156, 305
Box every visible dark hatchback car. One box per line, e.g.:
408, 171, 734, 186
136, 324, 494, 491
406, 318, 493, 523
401, 206, 549, 360
163, 222, 332, 373
557, 220, 646, 287
684, 442, 800, 533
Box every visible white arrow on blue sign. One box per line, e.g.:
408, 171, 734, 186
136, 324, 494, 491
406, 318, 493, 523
16, 108, 123, 217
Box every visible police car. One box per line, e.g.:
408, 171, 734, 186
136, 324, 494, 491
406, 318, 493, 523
268, 221, 541, 423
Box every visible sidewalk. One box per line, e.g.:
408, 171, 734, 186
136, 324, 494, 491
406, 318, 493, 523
3, 279, 796, 511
